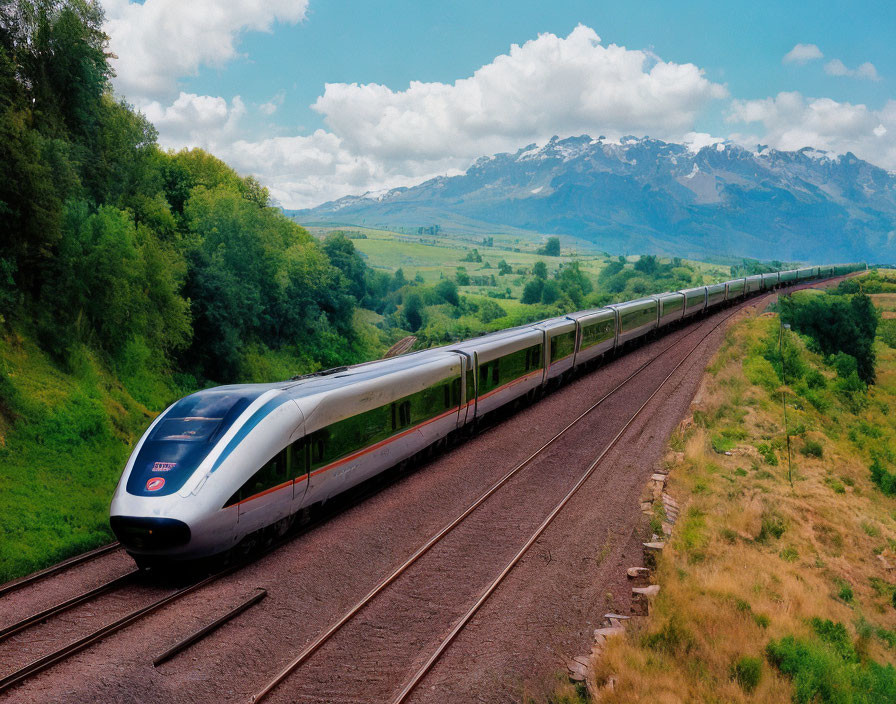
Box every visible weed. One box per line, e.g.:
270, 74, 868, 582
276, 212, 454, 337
824, 476, 846, 494
753, 613, 771, 629
835, 580, 854, 603
731, 655, 762, 693
642, 615, 695, 655
756, 442, 779, 465
734, 467, 747, 477
861, 521, 880, 537
758, 511, 787, 542
870, 457, 896, 496
780, 546, 799, 562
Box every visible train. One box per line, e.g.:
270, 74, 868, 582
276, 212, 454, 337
110, 262, 865, 566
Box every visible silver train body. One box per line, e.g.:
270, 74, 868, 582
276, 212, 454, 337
110, 262, 864, 563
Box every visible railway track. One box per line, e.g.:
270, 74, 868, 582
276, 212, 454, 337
0, 542, 121, 599
0, 281, 835, 700
249, 298, 748, 703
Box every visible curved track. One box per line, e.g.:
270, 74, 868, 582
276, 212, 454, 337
0, 280, 842, 703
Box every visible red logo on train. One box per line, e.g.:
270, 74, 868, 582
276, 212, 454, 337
146, 477, 166, 492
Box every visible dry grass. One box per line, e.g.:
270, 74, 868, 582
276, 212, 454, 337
591, 314, 896, 703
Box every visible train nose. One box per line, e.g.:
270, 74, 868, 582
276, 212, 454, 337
110, 516, 191, 551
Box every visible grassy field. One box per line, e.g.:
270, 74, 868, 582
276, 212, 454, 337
306, 224, 730, 299
587, 299, 896, 702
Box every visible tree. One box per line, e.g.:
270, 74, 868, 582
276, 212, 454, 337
497, 259, 512, 275
403, 293, 423, 332
478, 299, 506, 324
521, 279, 544, 304
323, 232, 367, 301
435, 278, 460, 306
456, 266, 470, 286
634, 255, 659, 275
532, 261, 548, 279
537, 237, 561, 256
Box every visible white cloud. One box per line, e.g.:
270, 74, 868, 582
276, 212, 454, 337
783, 43, 823, 65
141, 92, 246, 150
102, 0, 308, 102
824, 58, 881, 81
144, 25, 727, 208
312, 25, 727, 169
727, 92, 896, 169
259, 91, 286, 116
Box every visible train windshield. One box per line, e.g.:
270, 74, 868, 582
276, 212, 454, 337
150, 392, 253, 444
127, 389, 266, 496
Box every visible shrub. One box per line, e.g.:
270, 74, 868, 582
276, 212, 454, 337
781, 546, 799, 562
731, 656, 762, 693
870, 457, 896, 496
801, 439, 824, 458
759, 512, 786, 542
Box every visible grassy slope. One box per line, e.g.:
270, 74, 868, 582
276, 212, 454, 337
593, 300, 896, 702
0, 332, 175, 582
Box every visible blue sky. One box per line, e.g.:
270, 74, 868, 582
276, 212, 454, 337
102, 0, 896, 207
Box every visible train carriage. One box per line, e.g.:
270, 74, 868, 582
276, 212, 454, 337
607, 298, 659, 346
680, 286, 708, 318
705, 283, 726, 309
655, 291, 687, 328
533, 317, 578, 383
566, 308, 617, 367
724, 278, 746, 301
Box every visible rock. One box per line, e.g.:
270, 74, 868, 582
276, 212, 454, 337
626, 567, 649, 578
604, 613, 631, 620
651, 473, 667, 482
662, 522, 674, 536
643, 541, 665, 567
631, 585, 660, 616
595, 626, 624, 638
567, 659, 587, 681
878, 554, 893, 571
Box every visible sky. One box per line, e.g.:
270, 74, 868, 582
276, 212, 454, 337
101, 0, 896, 208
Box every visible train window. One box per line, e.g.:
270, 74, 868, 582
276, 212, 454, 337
466, 368, 475, 403
550, 331, 575, 362
663, 296, 683, 314
290, 438, 309, 477
581, 319, 614, 349
223, 448, 289, 507
392, 400, 411, 430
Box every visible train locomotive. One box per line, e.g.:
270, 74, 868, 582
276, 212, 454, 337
110, 263, 864, 566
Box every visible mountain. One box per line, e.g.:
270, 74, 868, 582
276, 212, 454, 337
293, 135, 896, 262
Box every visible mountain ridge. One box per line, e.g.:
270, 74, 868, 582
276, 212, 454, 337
293, 135, 896, 262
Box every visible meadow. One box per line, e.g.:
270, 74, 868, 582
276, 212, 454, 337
585, 283, 896, 703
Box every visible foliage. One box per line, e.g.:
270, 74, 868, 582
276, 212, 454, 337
780, 292, 879, 383
537, 236, 561, 256
731, 655, 762, 693
766, 622, 896, 703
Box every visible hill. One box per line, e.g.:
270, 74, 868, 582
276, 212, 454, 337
294, 135, 896, 263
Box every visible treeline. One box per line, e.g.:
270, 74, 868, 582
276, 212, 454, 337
0, 1, 373, 390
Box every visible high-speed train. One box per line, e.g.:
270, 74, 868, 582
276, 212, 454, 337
110, 263, 864, 566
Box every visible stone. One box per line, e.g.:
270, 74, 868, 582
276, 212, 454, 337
604, 613, 631, 620
651, 473, 667, 482
662, 522, 674, 536
626, 567, 649, 578
595, 626, 624, 638
567, 659, 587, 681
877, 554, 893, 571
631, 585, 660, 616
643, 541, 665, 567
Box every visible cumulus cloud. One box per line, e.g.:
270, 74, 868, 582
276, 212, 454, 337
141, 92, 246, 150
312, 25, 727, 169
824, 59, 881, 81
727, 92, 896, 169
783, 43, 823, 65
143, 25, 727, 208
102, 0, 308, 102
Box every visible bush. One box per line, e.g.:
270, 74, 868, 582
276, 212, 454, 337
870, 457, 896, 496
766, 624, 896, 703
801, 439, 824, 458
731, 656, 762, 693
759, 511, 786, 542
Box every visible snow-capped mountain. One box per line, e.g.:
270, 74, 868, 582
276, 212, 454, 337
294, 135, 896, 262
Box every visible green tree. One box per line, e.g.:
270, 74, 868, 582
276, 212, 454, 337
497, 259, 512, 275
435, 278, 460, 306
403, 293, 424, 332
537, 236, 561, 256
521, 279, 544, 304
532, 261, 548, 279
456, 266, 470, 286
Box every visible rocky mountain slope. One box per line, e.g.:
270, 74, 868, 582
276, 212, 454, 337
294, 135, 896, 262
